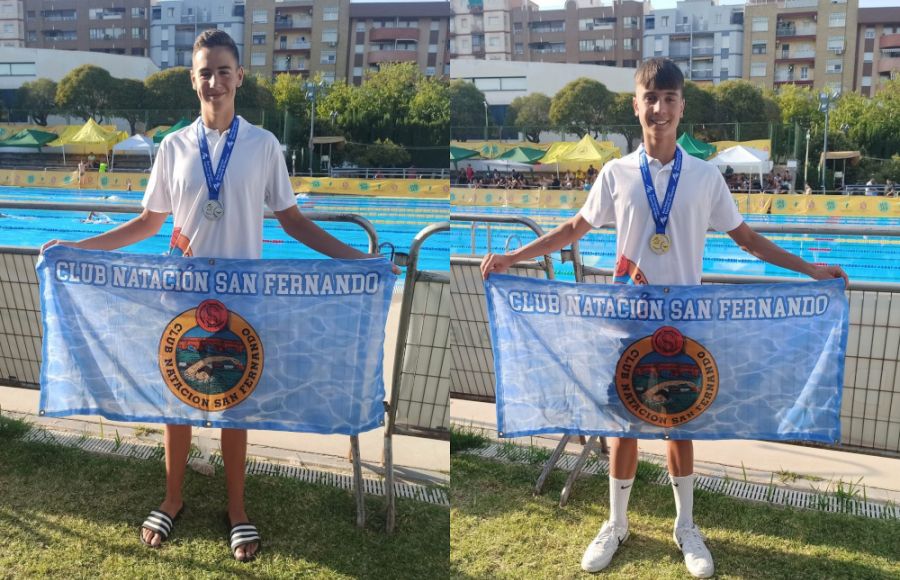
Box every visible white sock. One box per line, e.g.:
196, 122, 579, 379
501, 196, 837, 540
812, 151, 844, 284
609, 476, 634, 528
671, 474, 695, 529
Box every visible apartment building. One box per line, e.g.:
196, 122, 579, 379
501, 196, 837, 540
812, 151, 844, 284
347, 1, 451, 85
148, 0, 244, 69
242, 0, 349, 82
743, 0, 858, 94
0, 0, 25, 47
22, 0, 150, 56
449, 0, 513, 60
643, 0, 744, 85
854, 7, 900, 97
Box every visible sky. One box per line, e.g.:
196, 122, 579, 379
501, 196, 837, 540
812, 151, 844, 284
529, 0, 897, 8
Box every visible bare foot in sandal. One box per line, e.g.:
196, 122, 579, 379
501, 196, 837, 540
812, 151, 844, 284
227, 508, 260, 562
140, 499, 185, 547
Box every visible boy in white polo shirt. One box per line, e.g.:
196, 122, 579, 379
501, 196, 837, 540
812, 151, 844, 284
480, 58, 847, 577
43, 29, 395, 563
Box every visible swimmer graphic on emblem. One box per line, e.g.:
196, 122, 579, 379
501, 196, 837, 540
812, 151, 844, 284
615, 326, 718, 428
158, 299, 264, 411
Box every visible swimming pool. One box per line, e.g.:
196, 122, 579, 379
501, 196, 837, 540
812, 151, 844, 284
0, 187, 449, 273
451, 204, 900, 283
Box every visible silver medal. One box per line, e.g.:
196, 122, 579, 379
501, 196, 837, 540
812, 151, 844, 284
203, 199, 224, 220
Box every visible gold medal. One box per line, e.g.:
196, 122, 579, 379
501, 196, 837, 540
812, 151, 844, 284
649, 233, 671, 254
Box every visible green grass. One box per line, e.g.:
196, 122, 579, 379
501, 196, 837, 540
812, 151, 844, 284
450, 425, 490, 454
0, 412, 31, 440
0, 437, 449, 579
451, 454, 900, 579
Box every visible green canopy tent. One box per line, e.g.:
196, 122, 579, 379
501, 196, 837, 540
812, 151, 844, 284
0, 128, 59, 151
451, 145, 480, 170
153, 118, 190, 143
677, 132, 716, 160
496, 146, 546, 164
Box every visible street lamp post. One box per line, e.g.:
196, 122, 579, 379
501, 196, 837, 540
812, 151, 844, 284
804, 128, 810, 189
483, 100, 489, 140
305, 81, 326, 175
819, 91, 831, 194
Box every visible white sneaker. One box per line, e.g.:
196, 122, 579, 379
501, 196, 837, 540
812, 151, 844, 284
580, 520, 629, 573
673, 524, 715, 578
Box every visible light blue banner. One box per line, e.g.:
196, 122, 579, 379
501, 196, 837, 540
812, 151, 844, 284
485, 275, 849, 443
38, 247, 396, 435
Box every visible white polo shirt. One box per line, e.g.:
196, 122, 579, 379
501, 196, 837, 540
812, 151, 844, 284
142, 116, 297, 259
579, 144, 743, 285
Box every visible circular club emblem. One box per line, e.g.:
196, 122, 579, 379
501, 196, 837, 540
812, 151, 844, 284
159, 302, 263, 411
615, 327, 718, 428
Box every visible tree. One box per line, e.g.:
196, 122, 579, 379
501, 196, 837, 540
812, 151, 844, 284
831, 79, 900, 160
549, 78, 614, 137
772, 84, 820, 128
680, 81, 717, 139
605, 92, 642, 153
506, 93, 551, 143
55, 65, 115, 121
408, 77, 450, 147
109, 78, 147, 135
234, 73, 275, 118
450, 79, 486, 140
144, 67, 196, 125
16, 79, 57, 126
347, 138, 410, 167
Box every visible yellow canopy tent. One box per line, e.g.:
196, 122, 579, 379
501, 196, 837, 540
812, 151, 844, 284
536, 134, 621, 174
710, 139, 771, 157
50, 119, 127, 164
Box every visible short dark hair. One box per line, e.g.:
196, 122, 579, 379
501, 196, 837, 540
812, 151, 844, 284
193, 29, 240, 65
635, 58, 684, 92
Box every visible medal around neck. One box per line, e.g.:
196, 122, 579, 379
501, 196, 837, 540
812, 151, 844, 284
638, 145, 682, 257
197, 116, 239, 222
649, 233, 671, 254
204, 199, 224, 220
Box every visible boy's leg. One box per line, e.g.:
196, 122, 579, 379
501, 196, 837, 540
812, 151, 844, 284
222, 428, 258, 561
667, 439, 714, 578
581, 437, 638, 573
141, 424, 191, 546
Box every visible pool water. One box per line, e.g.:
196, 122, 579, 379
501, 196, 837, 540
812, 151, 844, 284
0, 187, 449, 273
452, 205, 900, 283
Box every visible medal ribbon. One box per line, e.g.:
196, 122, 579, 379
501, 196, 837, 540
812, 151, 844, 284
197, 115, 239, 204
638, 145, 682, 235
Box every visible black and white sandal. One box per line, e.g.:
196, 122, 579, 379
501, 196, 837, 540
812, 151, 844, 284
140, 505, 184, 547
228, 519, 262, 562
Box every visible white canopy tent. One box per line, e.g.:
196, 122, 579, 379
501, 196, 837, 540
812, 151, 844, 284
111, 134, 154, 170
709, 145, 773, 186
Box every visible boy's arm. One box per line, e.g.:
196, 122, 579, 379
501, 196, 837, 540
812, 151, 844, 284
275, 205, 400, 274
41, 209, 169, 253
727, 222, 848, 286
481, 213, 594, 279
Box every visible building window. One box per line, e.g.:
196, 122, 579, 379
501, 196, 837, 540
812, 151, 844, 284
355, 44, 364, 54
322, 29, 338, 43
131, 27, 144, 39
752, 17, 768, 32
488, 16, 500, 26
489, 36, 499, 47
514, 42, 523, 54
826, 59, 842, 73
0, 62, 37, 76
430, 21, 439, 31
323, 72, 335, 84
752, 42, 766, 54
661, 16, 668, 27
89, 28, 126, 40
167, 7, 174, 18
132, 8, 146, 19
152, 7, 160, 20
827, 36, 845, 52
252, 33, 266, 45
323, 6, 339, 21
623, 38, 633, 50
865, 28, 875, 39
251, 52, 266, 66
26, 31, 37, 42
429, 44, 437, 53
645, 17, 654, 30
89, 8, 125, 20
829, 13, 846, 27
425, 66, 436, 76
622, 17, 638, 29
654, 37, 663, 53
252, 10, 267, 24
864, 52, 873, 62
355, 22, 365, 32
861, 76, 872, 87
321, 50, 336, 64
579, 38, 615, 52
750, 62, 766, 77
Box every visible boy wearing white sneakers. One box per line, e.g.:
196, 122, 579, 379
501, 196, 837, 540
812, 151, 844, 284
480, 58, 847, 577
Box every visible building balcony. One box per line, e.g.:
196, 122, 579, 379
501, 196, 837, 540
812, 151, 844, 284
689, 70, 714, 80
275, 42, 312, 52
878, 57, 900, 73
692, 47, 715, 58
367, 49, 418, 64
273, 63, 309, 73
275, 18, 313, 31
775, 25, 816, 39
881, 33, 900, 49
774, 74, 813, 85
775, 49, 816, 62
369, 27, 420, 42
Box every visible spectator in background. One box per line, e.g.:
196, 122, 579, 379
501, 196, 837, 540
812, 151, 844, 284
884, 179, 895, 197
865, 176, 877, 196
803, 182, 813, 195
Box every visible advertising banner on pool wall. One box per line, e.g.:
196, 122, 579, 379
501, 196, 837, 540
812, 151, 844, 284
485, 275, 848, 442
37, 247, 396, 434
